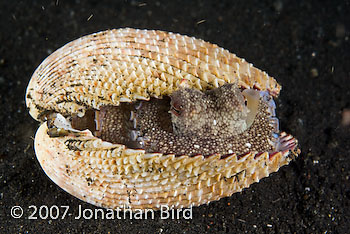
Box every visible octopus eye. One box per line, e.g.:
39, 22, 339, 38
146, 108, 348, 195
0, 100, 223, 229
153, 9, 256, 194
244, 98, 248, 106
170, 99, 184, 116
170, 103, 182, 116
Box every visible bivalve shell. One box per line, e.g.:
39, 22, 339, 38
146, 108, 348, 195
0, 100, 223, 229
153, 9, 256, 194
26, 28, 299, 210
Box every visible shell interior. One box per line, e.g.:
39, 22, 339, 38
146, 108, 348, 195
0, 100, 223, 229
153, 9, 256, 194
54, 83, 282, 158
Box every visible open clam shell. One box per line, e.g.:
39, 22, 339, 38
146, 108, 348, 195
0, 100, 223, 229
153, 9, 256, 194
26, 28, 299, 210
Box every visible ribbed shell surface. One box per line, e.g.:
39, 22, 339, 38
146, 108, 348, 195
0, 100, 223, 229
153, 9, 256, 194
26, 28, 281, 120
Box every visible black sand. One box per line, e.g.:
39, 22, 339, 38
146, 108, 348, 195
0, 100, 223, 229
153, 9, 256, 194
0, 0, 349, 233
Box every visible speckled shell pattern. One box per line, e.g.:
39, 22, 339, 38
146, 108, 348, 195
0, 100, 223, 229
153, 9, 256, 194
26, 28, 298, 210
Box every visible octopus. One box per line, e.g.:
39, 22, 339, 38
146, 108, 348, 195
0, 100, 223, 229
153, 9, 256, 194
71, 83, 279, 157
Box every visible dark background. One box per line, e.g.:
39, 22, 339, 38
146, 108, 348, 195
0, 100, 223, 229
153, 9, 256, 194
0, 0, 349, 233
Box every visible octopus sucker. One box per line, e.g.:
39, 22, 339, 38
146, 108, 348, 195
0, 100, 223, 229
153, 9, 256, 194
26, 28, 299, 210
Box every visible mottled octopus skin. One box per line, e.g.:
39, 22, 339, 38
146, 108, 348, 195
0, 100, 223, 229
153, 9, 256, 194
26, 28, 299, 210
